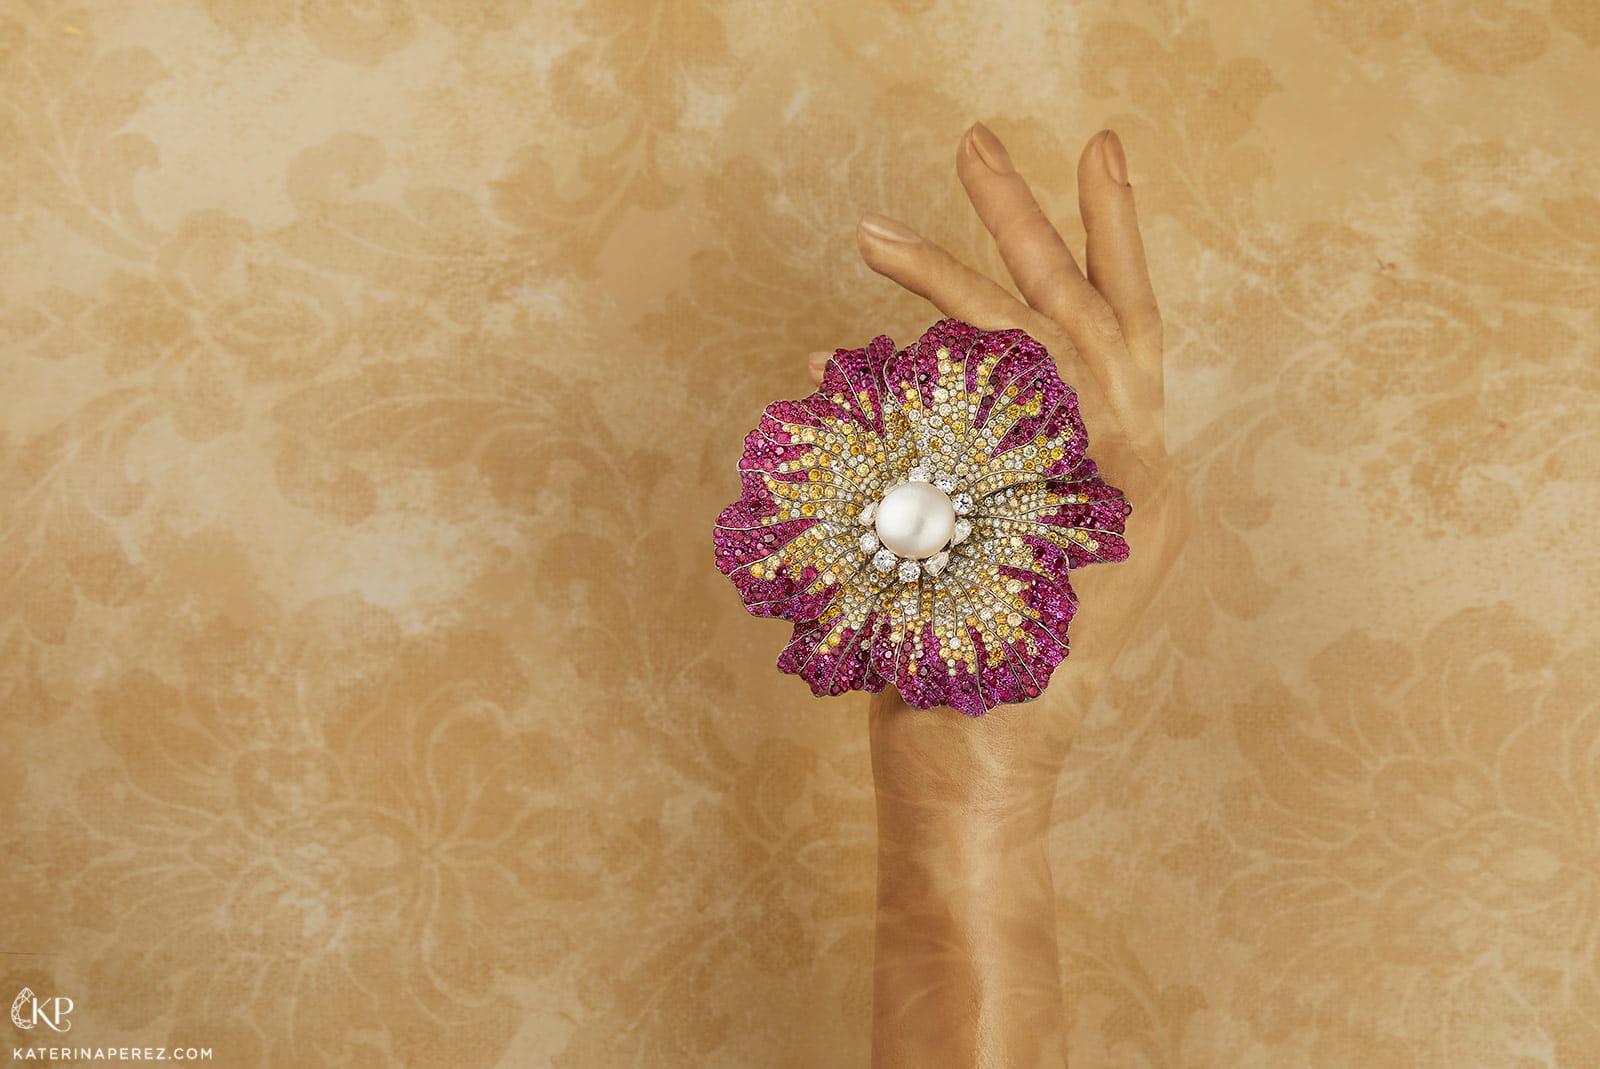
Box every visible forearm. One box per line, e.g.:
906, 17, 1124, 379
869, 701, 1069, 1068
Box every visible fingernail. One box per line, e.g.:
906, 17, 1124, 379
807, 351, 830, 374
1100, 129, 1129, 186
968, 122, 1013, 175
859, 212, 921, 243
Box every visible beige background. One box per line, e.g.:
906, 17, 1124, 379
2, 0, 1597, 1065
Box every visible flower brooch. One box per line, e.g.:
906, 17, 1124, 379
712, 319, 1130, 717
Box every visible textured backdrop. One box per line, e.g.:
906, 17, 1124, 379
2, 0, 1597, 1065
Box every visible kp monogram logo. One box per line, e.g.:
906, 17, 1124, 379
10, 987, 74, 1033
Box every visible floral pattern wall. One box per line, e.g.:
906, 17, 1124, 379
2, 0, 1596, 1065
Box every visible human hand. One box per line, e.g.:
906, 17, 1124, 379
807, 123, 1192, 1068
809, 123, 1190, 812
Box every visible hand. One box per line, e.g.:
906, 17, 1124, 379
808, 123, 1192, 1068
808, 122, 1192, 812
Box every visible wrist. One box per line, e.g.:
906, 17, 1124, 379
873, 798, 1053, 914
871, 776, 1067, 1069
868, 686, 1064, 829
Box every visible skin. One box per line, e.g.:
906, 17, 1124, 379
806, 124, 1194, 1067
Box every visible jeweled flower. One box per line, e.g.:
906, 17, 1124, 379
713, 319, 1131, 716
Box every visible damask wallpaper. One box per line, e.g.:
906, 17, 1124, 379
2, 0, 1596, 1065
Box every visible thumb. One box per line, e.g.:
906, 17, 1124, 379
807, 351, 831, 385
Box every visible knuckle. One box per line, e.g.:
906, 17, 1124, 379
925, 245, 967, 292
1083, 301, 1125, 346
997, 202, 1054, 246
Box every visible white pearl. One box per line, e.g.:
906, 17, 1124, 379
874, 482, 955, 560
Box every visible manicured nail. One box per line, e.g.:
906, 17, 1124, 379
968, 122, 1014, 175
807, 351, 830, 375
859, 212, 921, 243
1100, 129, 1129, 186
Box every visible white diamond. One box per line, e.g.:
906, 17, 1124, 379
951, 519, 973, 545
897, 560, 921, 583
858, 500, 877, 525
923, 551, 950, 577
859, 531, 880, 554
952, 492, 974, 515
907, 464, 931, 482
934, 473, 957, 493
872, 549, 898, 573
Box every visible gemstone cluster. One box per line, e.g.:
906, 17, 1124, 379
713, 319, 1131, 717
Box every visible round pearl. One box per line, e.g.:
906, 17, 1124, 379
874, 482, 956, 560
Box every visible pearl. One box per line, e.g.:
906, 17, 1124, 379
874, 481, 955, 560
